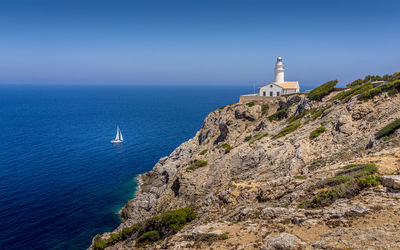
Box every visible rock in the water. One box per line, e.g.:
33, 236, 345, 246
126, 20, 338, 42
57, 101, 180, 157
380, 175, 400, 189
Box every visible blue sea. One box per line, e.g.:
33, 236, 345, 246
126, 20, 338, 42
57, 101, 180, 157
0, 85, 250, 249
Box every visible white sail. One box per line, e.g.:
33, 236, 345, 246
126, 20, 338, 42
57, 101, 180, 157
119, 129, 123, 141
115, 126, 120, 140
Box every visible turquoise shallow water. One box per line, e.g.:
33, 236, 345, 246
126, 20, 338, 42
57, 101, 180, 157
0, 85, 250, 249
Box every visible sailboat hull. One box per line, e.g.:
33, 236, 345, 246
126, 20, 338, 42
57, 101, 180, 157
110, 140, 123, 143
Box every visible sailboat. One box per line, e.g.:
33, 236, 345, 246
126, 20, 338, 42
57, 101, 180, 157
110, 126, 124, 143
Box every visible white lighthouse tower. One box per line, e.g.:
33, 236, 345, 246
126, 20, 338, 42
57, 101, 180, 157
274, 56, 285, 84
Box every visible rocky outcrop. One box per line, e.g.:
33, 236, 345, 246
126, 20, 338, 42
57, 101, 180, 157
262, 233, 307, 250
91, 90, 400, 249
381, 175, 400, 189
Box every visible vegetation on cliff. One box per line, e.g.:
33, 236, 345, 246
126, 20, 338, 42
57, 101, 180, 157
93, 208, 197, 249
309, 126, 326, 139
186, 160, 208, 171
268, 107, 288, 121
359, 80, 400, 100
307, 80, 337, 101
300, 164, 379, 208
375, 118, 400, 139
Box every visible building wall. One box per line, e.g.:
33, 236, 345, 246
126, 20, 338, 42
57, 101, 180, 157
284, 89, 297, 95
259, 84, 283, 97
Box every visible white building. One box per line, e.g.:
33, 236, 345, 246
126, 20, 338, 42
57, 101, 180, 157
259, 57, 300, 97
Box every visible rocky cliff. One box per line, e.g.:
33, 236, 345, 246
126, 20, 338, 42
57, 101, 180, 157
91, 76, 400, 249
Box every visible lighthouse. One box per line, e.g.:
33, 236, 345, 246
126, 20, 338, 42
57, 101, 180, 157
256, 56, 300, 97
274, 56, 285, 84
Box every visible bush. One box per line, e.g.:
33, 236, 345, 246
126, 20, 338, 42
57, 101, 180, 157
220, 233, 229, 240
136, 231, 160, 247
307, 80, 338, 101
300, 163, 380, 209
375, 118, 400, 139
287, 110, 310, 123
249, 132, 269, 144
186, 160, 208, 171
246, 101, 255, 107
359, 80, 400, 100
93, 223, 144, 249
218, 143, 233, 153
318, 175, 352, 187
268, 107, 289, 121
244, 135, 252, 142
309, 126, 326, 139
330, 82, 372, 102
93, 208, 197, 249
273, 121, 301, 138
261, 104, 269, 115
337, 163, 378, 178
357, 175, 380, 188
147, 208, 198, 233
309, 104, 332, 121
199, 149, 208, 155
347, 78, 364, 88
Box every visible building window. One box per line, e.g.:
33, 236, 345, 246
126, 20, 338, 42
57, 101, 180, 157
263, 91, 266, 96
270, 85, 273, 88
270, 91, 273, 96
277, 92, 280, 96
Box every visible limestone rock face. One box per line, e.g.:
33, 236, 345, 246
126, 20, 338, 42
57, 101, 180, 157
262, 233, 307, 250
381, 175, 400, 189
91, 91, 400, 249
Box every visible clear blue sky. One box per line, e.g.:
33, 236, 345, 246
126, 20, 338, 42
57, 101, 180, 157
0, 0, 399, 86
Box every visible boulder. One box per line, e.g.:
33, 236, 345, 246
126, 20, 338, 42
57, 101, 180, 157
380, 175, 400, 189
352, 105, 372, 120
262, 233, 307, 250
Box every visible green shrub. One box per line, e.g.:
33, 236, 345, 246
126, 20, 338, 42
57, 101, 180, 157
307, 80, 338, 101
301, 163, 380, 209
318, 175, 353, 187
330, 82, 372, 102
261, 104, 269, 115
294, 175, 306, 179
186, 160, 208, 171
148, 208, 198, 233
93, 223, 144, 249
218, 143, 233, 153
136, 231, 160, 247
375, 118, 400, 139
309, 126, 326, 139
220, 233, 229, 240
246, 101, 255, 107
93, 208, 197, 249
273, 121, 301, 138
287, 110, 310, 123
309, 104, 332, 121
359, 80, 400, 100
199, 149, 208, 155
249, 132, 269, 144
93, 235, 107, 250
299, 189, 345, 208
244, 135, 252, 142
337, 163, 378, 178
268, 107, 289, 121
347, 78, 364, 88
357, 175, 381, 188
